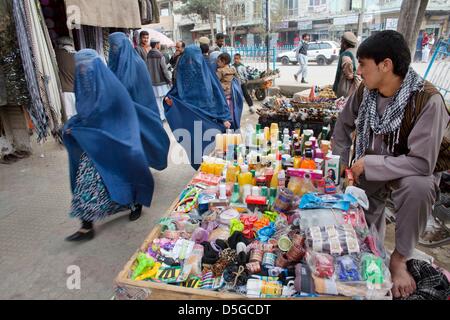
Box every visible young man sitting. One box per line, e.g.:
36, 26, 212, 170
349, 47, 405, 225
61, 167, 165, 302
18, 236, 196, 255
332, 30, 449, 299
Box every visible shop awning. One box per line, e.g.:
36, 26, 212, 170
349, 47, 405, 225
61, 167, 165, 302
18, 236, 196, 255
65, 0, 141, 28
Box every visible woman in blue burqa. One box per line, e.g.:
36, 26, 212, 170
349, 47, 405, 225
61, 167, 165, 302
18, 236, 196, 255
63, 49, 154, 242
108, 32, 170, 171
163, 45, 232, 170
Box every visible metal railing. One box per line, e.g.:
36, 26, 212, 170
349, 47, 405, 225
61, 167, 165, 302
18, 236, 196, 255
222, 46, 278, 71
424, 39, 450, 103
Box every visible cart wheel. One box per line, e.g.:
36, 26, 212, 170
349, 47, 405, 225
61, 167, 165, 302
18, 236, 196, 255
255, 89, 266, 101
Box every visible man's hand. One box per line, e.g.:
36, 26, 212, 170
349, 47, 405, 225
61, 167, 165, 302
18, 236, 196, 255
350, 157, 365, 184
223, 121, 231, 129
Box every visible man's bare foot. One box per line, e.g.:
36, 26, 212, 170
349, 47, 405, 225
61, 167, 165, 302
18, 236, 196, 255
389, 250, 416, 298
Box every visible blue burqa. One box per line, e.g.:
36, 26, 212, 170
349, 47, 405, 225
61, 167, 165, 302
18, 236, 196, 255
108, 32, 170, 171
209, 53, 244, 130
163, 45, 231, 170
63, 49, 154, 207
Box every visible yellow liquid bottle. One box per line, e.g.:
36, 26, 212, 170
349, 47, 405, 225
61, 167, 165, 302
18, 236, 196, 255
226, 163, 240, 183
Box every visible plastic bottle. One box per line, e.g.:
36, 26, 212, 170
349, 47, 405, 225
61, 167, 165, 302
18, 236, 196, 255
278, 170, 286, 188
219, 182, 227, 200
231, 183, 241, 203
300, 149, 316, 170
270, 154, 282, 189
238, 165, 253, 187
269, 187, 277, 208
250, 170, 257, 186
226, 163, 239, 183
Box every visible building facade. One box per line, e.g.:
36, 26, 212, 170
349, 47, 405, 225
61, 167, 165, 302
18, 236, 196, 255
152, 0, 449, 46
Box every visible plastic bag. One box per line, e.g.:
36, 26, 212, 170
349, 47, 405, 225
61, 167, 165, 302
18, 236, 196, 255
180, 244, 204, 280
305, 224, 361, 256
208, 225, 230, 242
288, 176, 317, 197
306, 251, 335, 279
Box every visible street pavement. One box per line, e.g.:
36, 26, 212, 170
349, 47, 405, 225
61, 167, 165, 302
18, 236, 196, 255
273, 61, 429, 88
0, 64, 448, 300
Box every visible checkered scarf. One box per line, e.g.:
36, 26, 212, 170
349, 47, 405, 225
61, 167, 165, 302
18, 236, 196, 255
400, 259, 450, 300
355, 67, 425, 160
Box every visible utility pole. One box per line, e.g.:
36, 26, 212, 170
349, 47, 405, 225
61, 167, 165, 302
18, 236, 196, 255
356, 0, 366, 39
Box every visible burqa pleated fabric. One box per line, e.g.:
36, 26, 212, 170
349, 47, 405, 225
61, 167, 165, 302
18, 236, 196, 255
108, 32, 170, 171
163, 45, 231, 170
63, 49, 154, 207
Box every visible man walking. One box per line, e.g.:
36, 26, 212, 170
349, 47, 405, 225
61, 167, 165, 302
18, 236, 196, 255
233, 53, 255, 114
211, 33, 225, 52
333, 32, 361, 98
169, 41, 185, 84
146, 39, 172, 121
332, 31, 449, 299
294, 34, 310, 84
136, 31, 151, 62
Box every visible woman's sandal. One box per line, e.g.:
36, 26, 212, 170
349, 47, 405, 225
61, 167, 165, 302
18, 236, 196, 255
129, 204, 143, 221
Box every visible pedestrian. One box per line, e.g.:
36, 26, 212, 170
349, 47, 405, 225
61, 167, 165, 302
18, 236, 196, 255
146, 39, 172, 121
233, 53, 255, 114
108, 32, 170, 171
422, 32, 430, 63
211, 33, 225, 52
332, 32, 361, 98
55, 36, 77, 120
135, 30, 151, 62
216, 53, 236, 112
332, 30, 449, 299
294, 34, 310, 84
163, 45, 232, 169
64, 49, 154, 242
200, 43, 210, 60
160, 44, 170, 65
169, 40, 185, 84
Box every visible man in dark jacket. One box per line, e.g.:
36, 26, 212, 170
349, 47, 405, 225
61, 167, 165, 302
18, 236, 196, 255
169, 41, 185, 84
147, 39, 172, 121
294, 34, 310, 83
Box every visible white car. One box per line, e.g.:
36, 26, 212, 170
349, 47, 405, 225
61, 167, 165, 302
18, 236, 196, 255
277, 41, 340, 66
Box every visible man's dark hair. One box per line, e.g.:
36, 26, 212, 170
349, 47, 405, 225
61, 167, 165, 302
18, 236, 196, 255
218, 52, 231, 65
177, 41, 186, 48
357, 30, 411, 78
216, 33, 225, 41
302, 34, 309, 40
140, 31, 149, 38
150, 41, 159, 49
234, 53, 241, 58
200, 43, 209, 54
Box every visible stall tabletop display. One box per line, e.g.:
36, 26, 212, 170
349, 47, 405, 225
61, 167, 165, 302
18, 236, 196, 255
257, 86, 347, 136
115, 123, 393, 300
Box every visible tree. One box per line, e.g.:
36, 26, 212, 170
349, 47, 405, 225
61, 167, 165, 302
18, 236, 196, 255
224, 0, 246, 47
397, 0, 430, 55
175, 0, 220, 43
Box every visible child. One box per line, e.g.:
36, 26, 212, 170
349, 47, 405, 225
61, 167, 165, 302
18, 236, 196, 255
216, 53, 236, 118
233, 53, 255, 114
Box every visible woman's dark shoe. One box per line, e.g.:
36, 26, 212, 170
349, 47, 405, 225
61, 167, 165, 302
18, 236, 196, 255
65, 229, 95, 242
129, 204, 143, 221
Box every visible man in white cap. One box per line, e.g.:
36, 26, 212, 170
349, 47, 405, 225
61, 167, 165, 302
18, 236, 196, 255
332, 31, 361, 98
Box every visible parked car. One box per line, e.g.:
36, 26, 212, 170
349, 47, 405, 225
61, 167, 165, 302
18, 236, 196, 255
277, 41, 340, 66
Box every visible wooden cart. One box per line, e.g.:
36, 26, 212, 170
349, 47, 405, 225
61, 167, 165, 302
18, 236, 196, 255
246, 74, 280, 101
114, 179, 350, 300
